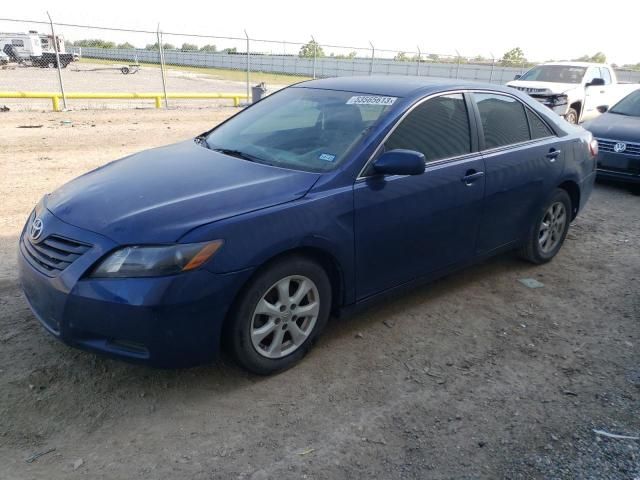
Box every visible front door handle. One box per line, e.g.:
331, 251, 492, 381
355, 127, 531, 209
546, 148, 561, 161
461, 170, 485, 185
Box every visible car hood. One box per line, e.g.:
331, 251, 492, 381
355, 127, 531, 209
45, 140, 321, 244
583, 113, 640, 142
507, 80, 579, 95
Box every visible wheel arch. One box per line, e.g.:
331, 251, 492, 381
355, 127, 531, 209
569, 100, 582, 120
557, 179, 581, 219
220, 245, 346, 346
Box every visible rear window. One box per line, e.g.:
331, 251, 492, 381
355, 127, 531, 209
474, 93, 530, 149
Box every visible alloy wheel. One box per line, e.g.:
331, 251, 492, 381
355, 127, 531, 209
250, 275, 320, 359
538, 201, 567, 253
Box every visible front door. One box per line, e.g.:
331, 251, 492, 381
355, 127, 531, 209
354, 93, 485, 300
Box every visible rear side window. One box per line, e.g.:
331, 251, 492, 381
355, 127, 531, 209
474, 93, 530, 149
12, 40, 25, 47
385, 94, 471, 163
526, 109, 553, 139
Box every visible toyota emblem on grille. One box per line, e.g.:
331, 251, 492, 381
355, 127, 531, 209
30, 217, 44, 241
613, 142, 627, 153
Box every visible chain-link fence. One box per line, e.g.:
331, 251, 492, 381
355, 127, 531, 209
2, 15, 640, 111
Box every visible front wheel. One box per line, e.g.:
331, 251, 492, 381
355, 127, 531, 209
519, 189, 572, 264
564, 108, 578, 124
228, 256, 331, 375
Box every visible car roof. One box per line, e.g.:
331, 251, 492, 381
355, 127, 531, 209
292, 75, 516, 98
540, 61, 611, 68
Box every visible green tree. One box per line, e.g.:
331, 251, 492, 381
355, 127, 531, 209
117, 42, 135, 49
394, 51, 409, 62
427, 53, 440, 62
73, 39, 116, 49
299, 40, 324, 58
199, 44, 217, 53
181, 43, 198, 52
574, 52, 607, 63
501, 47, 526, 66
221, 47, 237, 54
145, 42, 175, 51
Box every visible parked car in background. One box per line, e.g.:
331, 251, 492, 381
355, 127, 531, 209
507, 62, 633, 124
0, 31, 74, 68
18, 77, 598, 374
583, 88, 640, 187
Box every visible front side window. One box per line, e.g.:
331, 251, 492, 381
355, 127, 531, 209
583, 67, 601, 84
205, 87, 394, 172
600, 68, 612, 85
11, 40, 25, 47
474, 93, 530, 149
384, 94, 471, 163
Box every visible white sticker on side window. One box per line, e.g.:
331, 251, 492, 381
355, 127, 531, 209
346, 95, 397, 106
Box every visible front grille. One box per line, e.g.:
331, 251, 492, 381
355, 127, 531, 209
22, 233, 91, 276
596, 138, 640, 157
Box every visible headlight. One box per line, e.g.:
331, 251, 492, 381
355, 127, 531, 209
90, 240, 223, 278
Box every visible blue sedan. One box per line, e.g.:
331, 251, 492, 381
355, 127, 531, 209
18, 77, 597, 374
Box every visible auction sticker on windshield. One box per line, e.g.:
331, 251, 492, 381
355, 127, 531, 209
346, 95, 397, 106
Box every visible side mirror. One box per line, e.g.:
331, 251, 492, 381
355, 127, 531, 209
513, 74, 521, 80
597, 105, 609, 114
373, 149, 425, 176
586, 78, 605, 87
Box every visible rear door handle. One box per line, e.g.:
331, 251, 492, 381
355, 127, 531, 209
461, 170, 485, 185
546, 149, 561, 161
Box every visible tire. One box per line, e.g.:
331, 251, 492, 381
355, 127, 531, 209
564, 108, 578, 124
121, 66, 130, 74
519, 189, 572, 264
228, 255, 332, 375
47, 62, 55, 69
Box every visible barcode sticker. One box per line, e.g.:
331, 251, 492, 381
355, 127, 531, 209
346, 95, 397, 106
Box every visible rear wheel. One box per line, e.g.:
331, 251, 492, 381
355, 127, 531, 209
121, 66, 130, 74
564, 108, 578, 124
228, 255, 331, 375
519, 189, 572, 264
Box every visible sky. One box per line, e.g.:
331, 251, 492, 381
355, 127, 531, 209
2, 0, 638, 65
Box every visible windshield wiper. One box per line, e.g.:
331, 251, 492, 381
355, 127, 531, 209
212, 147, 268, 164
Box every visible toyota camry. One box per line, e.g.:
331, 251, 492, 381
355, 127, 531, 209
18, 76, 597, 374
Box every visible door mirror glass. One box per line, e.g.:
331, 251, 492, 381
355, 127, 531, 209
513, 74, 522, 80
373, 149, 425, 176
597, 105, 609, 114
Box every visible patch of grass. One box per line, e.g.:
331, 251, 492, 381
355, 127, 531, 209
77, 57, 311, 85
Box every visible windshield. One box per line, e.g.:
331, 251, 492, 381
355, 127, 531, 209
519, 65, 586, 84
610, 89, 640, 117
204, 87, 396, 172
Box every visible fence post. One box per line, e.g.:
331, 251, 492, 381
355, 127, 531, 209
46, 12, 67, 110
489, 54, 495, 83
245, 30, 250, 105
369, 41, 375, 75
156, 25, 169, 108
416, 46, 421, 76
455, 49, 461, 79
311, 35, 317, 79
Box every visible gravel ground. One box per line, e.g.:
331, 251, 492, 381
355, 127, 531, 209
0, 108, 638, 479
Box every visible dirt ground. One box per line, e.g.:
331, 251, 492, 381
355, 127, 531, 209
0, 108, 638, 480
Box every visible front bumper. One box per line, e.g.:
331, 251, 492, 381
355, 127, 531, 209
18, 208, 253, 368
596, 151, 640, 184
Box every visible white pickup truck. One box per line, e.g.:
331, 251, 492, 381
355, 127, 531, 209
507, 62, 633, 124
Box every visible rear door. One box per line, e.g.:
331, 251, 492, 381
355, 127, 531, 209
353, 92, 486, 299
471, 92, 565, 253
